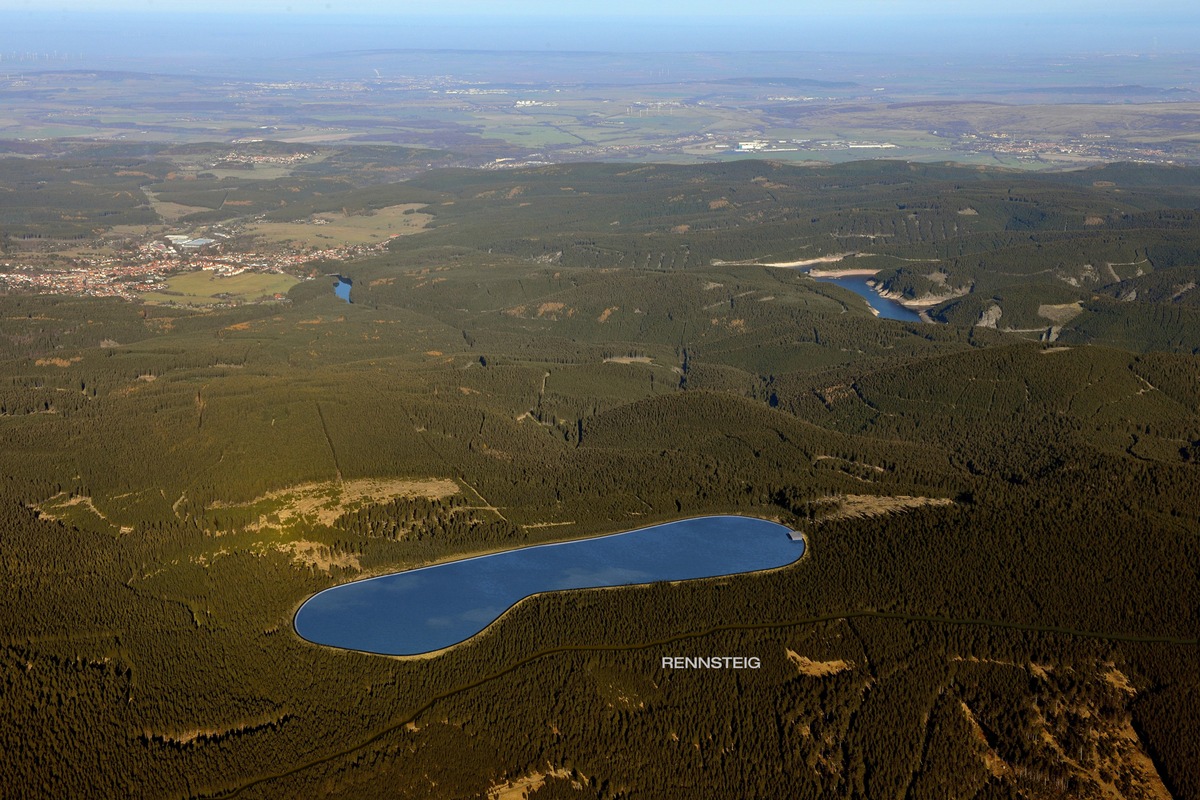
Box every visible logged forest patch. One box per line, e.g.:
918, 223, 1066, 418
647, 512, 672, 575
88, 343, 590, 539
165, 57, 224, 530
210, 477, 461, 532
281, 540, 362, 573
951, 658, 1172, 800
33, 493, 132, 535
143, 710, 292, 748
960, 700, 1011, 779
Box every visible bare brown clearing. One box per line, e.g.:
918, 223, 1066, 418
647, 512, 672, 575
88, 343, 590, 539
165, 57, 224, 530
212, 478, 460, 531
786, 650, 853, 677
35, 356, 81, 367
488, 767, 573, 799
1038, 302, 1084, 325
822, 494, 953, 520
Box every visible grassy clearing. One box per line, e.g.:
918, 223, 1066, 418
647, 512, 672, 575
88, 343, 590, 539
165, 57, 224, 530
140, 271, 300, 306
105, 224, 165, 237
205, 166, 296, 181
145, 190, 211, 223
480, 123, 585, 147
247, 203, 432, 247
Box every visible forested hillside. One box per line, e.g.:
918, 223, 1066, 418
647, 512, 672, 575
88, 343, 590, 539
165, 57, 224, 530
1, 158, 1197, 799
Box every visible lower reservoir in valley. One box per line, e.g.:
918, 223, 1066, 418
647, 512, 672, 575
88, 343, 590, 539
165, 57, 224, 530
810, 273, 922, 322
294, 515, 804, 656
334, 276, 352, 303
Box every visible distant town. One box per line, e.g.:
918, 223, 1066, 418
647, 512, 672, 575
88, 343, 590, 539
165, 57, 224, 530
0, 220, 387, 304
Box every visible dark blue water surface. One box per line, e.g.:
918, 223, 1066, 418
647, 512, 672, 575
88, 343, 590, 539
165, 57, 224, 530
294, 515, 803, 656
811, 275, 923, 322
334, 277, 352, 303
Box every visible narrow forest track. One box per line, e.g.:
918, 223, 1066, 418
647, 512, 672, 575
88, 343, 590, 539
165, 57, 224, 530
314, 401, 342, 484
458, 477, 508, 524
198, 609, 1197, 799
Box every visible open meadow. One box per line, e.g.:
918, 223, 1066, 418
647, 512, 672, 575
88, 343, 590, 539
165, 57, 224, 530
245, 204, 432, 248
139, 270, 300, 305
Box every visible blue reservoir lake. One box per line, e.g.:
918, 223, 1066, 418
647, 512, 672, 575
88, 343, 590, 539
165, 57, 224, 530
294, 515, 804, 656
334, 276, 352, 303
811, 274, 923, 322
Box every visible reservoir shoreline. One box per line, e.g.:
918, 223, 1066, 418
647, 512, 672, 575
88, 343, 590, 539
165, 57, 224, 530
293, 514, 806, 658
807, 270, 924, 322
734, 251, 945, 321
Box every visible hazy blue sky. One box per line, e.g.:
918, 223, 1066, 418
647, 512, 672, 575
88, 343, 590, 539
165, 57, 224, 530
0, 0, 1195, 14
2, 1, 1197, 57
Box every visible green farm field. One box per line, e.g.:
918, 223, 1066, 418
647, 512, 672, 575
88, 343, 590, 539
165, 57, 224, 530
140, 270, 301, 305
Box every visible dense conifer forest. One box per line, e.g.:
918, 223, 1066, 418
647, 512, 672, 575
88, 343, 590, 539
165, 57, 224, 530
1, 156, 1197, 798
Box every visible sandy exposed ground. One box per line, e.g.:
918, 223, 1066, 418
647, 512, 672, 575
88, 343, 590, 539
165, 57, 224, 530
807, 268, 881, 278
762, 254, 857, 268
